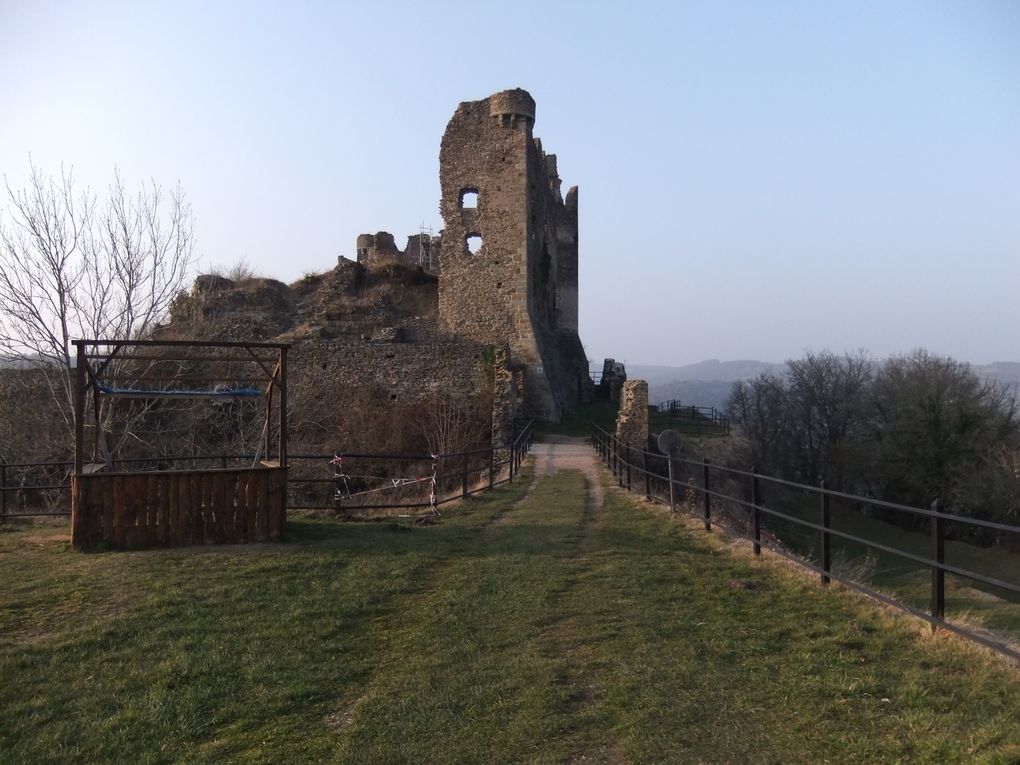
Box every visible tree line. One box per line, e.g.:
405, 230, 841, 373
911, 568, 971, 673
726, 349, 1019, 537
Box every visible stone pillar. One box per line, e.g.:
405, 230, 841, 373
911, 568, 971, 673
491, 346, 518, 449
615, 379, 649, 450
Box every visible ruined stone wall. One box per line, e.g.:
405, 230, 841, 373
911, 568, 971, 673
354, 231, 441, 276
438, 93, 532, 347
292, 339, 491, 404
490, 346, 521, 450
615, 379, 649, 450
437, 88, 590, 422
556, 187, 579, 334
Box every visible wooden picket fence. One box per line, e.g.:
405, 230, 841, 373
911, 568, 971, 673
71, 465, 286, 551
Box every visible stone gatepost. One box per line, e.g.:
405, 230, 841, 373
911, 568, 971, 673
615, 379, 649, 450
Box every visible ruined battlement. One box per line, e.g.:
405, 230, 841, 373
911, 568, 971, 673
488, 88, 536, 128
437, 88, 590, 420
352, 231, 442, 275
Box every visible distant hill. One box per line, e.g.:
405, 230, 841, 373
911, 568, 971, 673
628, 360, 785, 408
974, 362, 1020, 395
631, 358, 1020, 409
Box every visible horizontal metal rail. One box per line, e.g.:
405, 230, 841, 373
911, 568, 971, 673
591, 423, 1020, 662
0, 422, 536, 520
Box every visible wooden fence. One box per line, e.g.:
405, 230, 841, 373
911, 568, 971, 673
71, 465, 286, 551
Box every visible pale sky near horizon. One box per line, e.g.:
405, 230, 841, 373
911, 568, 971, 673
2, 1, 1018, 367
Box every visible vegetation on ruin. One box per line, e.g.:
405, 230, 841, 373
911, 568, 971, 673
2, 468, 1017, 764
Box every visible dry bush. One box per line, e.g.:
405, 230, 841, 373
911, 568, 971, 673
408, 391, 490, 456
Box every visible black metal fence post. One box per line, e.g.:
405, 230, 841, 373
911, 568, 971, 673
625, 444, 632, 491
643, 452, 651, 501
702, 457, 711, 531
751, 467, 761, 556
462, 453, 469, 498
667, 454, 676, 513
488, 448, 495, 490
820, 480, 831, 585
509, 442, 516, 482
0, 464, 6, 520
931, 498, 945, 623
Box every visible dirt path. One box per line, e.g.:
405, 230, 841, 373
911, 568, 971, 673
528, 435, 604, 506
490, 435, 604, 530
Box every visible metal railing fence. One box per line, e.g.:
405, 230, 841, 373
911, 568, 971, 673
653, 399, 730, 434
0, 421, 535, 519
592, 423, 1020, 662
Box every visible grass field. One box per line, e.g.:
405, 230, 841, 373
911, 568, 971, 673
1, 465, 1018, 764
759, 488, 1020, 643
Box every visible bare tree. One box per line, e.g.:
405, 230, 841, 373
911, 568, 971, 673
0, 162, 195, 459
727, 371, 788, 471
412, 391, 487, 456
785, 349, 872, 487
866, 349, 1018, 527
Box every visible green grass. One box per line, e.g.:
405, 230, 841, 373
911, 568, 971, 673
1, 467, 1018, 764
763, 490, 1020, 641
536, 400, 617, 437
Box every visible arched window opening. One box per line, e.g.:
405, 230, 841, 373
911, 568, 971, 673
460, 189, 478, 209
466, 234, 483, 255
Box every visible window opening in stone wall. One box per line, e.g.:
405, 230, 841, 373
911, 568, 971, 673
460, 189, 478, 209
466, 234, 483, 255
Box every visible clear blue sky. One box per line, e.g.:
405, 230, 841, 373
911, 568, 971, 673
2, 0, 1017, 366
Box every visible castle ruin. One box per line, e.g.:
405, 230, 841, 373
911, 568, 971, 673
169, 88, 612, 440
436, 88, 590, 421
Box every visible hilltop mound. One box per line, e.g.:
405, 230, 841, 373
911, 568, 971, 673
165, 259, 439, 344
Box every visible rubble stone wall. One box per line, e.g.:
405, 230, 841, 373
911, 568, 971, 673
292, 339, 491, 404
436, 88, 589, 422
615, 379, 649, 450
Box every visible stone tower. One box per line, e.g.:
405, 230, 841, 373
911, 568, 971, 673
438, 88, 590, 421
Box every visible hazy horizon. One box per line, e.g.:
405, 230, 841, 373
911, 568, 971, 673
2, 1, 1017, 367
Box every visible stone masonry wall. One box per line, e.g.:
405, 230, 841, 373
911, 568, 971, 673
354, 231, 442, 276
615, 379, 649, 450
490, 346, 521, 450
292, 339, 491, 404
437, 88, 589, 422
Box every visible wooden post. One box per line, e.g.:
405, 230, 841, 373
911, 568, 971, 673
73, 341, 85, 474
820, 481, 831, 585
931, 498, 945, 623
702, 457, 711, 531
264, 382, 274, 461
278, 346, 288, 467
